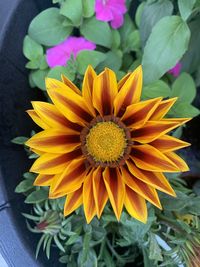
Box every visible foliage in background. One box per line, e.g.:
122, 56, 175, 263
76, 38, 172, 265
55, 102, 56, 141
15, 0, 200, 266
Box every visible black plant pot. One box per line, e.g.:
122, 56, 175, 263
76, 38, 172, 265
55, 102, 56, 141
0, 1, 62, 266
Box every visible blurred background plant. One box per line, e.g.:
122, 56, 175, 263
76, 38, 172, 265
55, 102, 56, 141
12, 0, 200, 266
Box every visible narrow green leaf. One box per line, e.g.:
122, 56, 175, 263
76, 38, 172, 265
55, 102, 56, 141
54, 235, 65, 252
11, 136, 28, 145
15, 179, 34, 193
25, 189, 48, 204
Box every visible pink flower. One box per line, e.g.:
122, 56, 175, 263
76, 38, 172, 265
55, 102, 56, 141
46, 37, 96, 68
95, 0, 127, 29
168, 62, 182, 77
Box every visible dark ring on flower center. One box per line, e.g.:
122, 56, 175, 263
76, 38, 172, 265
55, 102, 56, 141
80, 115, 132, 168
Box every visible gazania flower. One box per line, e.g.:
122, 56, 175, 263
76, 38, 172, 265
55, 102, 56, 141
26, 65, 190, 223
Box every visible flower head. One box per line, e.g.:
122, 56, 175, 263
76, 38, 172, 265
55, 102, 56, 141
26, 66, 190, 223
95, 0, 127, 29
46, 36, 96, 68
168, 62, 182, 77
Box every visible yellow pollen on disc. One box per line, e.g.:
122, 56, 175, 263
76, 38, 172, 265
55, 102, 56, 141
86, 121, 127, 162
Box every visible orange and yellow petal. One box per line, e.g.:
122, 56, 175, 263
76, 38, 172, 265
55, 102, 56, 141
93, 68, 118, 116
27, 110, 49, 129
121, 166, 162, 209
103, 168, 125, 221
25, 129, 80, 154
131, 120, 186, 143
31, 101, 82, 132
64, 186, 83, 216
126, 160, 176, 196
131, 144, 179, 172
149, 135, 190, 153
30, 149, 82, 174
61, 74, 81, 95
124, 186, 147, 223
34, 174, 54, 186
118, 72, 131, 91
82, 65, 97, 115
150, 98, 177, 120
114, 65, 142, 117
165, 152, 189, 172
49, 158, 87, 198
46, 78, 94, 125
83, 170, 96, 223
92, 167, 108, 218
121, 97, 162, 129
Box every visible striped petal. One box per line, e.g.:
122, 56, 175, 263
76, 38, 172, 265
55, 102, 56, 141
34, 174, 54, 186
32, 102, 82, 132
131, 120, 187, 143
92, 167, 108, 218
121, 166, 162, 209
126, 160, 176, 196
131, 144, 179, 172
61, 74, 81, 95
27, 110, 49, 129
30, 149, 82, 174
121, 97, 162, 129
82, 65, 97, 115
64, 186, 83, 216
114, 65, 142, 117
165, 152, 189, 172
103, 167, 125, 220
46, 78, 94, 125
150, 98, 177, 120
118, 72, 131, 91
124, 186, 147, 223
26, 129, 80, 153
93, 68, 118, 116
83, 170, 96, 223
149, 135, 190, 153
49, 158, 87, 198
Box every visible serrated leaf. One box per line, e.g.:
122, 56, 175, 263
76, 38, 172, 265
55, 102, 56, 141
80, 17, 112, 48
142, 16, 191, 84
28, 8, 72, 46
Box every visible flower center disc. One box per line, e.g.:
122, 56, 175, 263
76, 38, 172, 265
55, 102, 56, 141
86, 122, 127, 163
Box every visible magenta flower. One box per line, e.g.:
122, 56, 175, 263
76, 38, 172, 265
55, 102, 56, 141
168, 62, 182, 77
46, 37, 96, 68
95, 0, 127, 29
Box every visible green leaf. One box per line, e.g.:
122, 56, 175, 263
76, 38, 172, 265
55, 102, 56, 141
28, 8, 72, 46
31, 69, 49, 90
15, 179, 34, 193
171, 73, 196, 103
11, 136, 28, 145
80, 231, 91, 264
181, 16, 200, 73
119, 15, 135, 52
149, 233, 163, 262
96, 51, 122, 72
142, 80, 171, 99
170, 102, 200, 117
23, 35, 43, 60
80, 17, 112, 48
76, 50, 106, 75
48, 66, 75, 81
143, 248, 157, 267
25, 189, 48, 204
82, 0, 95, 18
142, 16, 191, 84
135, 2, 145, 27
60, 0, 82, 26
125, 30, 140, 53
139, 0, 173, 47
178, 0, 196, 21
111, 29, 121, 49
